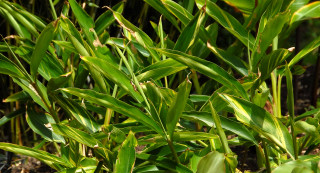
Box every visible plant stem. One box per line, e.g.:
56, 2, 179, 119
299, 135, 310, 155
32, 82, 59, 123
117, 46, 150, 110
271, 72, 279, 117
209, 101, 231, 153
48, 0, 58, 20
197, 140, 208, 147
277, 75, 282, 117
191, 69, 201, 95
168, 139, 180, 163
104, 59, 122, 126
262, 140, 271, 173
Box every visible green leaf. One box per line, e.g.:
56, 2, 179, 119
137, 153, 193, 173
287, 0, 310, 13
182, 111, 258, 145
220, 94, 295, 158
0, 53, 26, 79
223, 0, 255, 15
0, 1, 38, 36
13, 78, 50, 112
114, 131, 137, 173
295, 121, 318, 136
166, 79, 192, 139
68, 0, 95, 45
285, 64, 295, 119
196, 0, 255, 50
0, 7, 30, 38
174, 11, 205, 52
139, 132, 218, 144
197, 151, 236, 173
47, 72, 72, 93
54, 95, 101, 133
81, 56, 143, 102
94, 2, 124, 35
111, 11, 160, 62
26, 107, 65, 143
52, 124, 102, 148
162, 0, 193, 26
259, 49, 291, 81
290, 2, 320, 24
289, 35, 320, 68
144, 0, 180, 31
60, 88, 164, 136
207, 43, 248, 76
252, 12, 289, 68
0, 142, 72, 168
0, 108, 25, 127
53, 40, 78, 54
273, 160, 318, 173
3, 91, 29, 102
137, 59, 187, 82
156, 48, 248, 99
30, 21, 57, 79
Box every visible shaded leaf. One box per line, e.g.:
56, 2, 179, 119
54, 95, 101, 133
95, 2, 124, 35
0, 108, 25, 127
137, 153, 193, 173
26, 107, 65, 143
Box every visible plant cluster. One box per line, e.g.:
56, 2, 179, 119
0, 0, 320, 172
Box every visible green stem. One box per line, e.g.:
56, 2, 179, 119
168, 139, 180, 163
262, 140, 271, 173
191, 69, 201, 95
272, 36, 278, 51
32, 82, 59, 123
159, 16, 168, 88
271, 72, 278, 117
115, 46, 150, 110
104, 59, 122, 126
197, 140, 208, 147
299, 135, 311, 154
49, 0, 58, 20
291, 117, 298, 160
209, 101, 231, 153
277, 75, 282, 117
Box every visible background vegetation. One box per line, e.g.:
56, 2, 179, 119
0, 0, 320, 172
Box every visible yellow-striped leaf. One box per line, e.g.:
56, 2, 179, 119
219, 94, 295, 158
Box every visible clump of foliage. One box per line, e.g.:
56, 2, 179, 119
0, 0, 320, 172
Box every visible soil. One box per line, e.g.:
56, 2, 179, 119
1, 155, 55, 173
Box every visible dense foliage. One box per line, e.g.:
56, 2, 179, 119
0, 0, 320, 172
